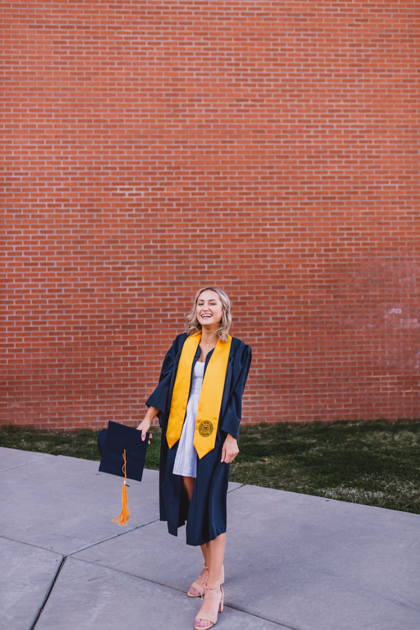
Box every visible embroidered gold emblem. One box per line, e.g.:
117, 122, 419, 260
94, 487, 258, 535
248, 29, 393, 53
198, 420, 214, 438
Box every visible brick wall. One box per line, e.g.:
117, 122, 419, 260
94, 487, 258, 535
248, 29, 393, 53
2, 1, 419, 429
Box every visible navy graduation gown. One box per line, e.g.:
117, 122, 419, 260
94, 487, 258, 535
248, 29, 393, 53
146, 333, 252, 546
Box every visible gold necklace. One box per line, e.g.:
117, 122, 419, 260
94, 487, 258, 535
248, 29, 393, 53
203, 339, 217, 348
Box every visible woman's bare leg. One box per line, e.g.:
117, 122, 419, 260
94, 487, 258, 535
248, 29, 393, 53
195, 533, 226, 628
183, 476, 195, 501
206, 533, 225, 586
201, 543, 209, 566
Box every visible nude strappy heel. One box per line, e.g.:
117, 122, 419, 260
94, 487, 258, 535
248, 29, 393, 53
188, 564, 224, 598
194, 579, 224, 630
188, 564, 208, 598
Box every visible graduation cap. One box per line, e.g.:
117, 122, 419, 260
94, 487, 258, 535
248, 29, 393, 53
98, 421, 150, 526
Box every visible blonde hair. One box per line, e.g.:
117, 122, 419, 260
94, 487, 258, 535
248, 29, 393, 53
186, 287, 232, 342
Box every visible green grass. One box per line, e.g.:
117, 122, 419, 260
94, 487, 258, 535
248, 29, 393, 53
230, 421, 420, 515
1, 420, 419, 515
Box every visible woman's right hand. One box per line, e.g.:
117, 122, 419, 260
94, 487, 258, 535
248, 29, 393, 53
136, 418, 151, 442
136, 406, 159, 442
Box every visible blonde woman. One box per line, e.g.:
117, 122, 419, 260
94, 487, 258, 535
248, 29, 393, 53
137, 287, 252, 629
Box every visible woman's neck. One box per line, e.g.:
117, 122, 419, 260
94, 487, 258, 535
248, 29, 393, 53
200, 326, 218, 346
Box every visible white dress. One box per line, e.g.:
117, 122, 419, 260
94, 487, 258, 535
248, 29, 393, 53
172, 360, 205, 478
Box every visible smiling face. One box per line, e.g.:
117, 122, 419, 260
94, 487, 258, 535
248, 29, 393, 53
196, 289, 224, 329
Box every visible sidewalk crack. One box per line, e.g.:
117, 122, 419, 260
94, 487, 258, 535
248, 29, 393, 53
0, 457, 55, 473
227, 483, 245, 493
30, 556, 67, 630
69, 518, 160, 556
70, 557, 300, 629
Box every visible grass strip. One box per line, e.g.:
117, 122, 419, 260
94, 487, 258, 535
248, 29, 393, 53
1, 420, 419, 515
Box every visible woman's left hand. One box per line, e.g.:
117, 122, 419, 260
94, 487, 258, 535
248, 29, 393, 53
221, 434, 239, 464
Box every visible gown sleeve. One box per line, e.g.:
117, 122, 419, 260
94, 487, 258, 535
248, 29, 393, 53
220, 344, 252, 441
145, 339, 178, 415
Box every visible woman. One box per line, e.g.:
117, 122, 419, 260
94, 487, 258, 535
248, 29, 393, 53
137, 287, 252, 629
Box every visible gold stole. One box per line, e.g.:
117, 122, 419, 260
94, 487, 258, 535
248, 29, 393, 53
166, 333, 232, 459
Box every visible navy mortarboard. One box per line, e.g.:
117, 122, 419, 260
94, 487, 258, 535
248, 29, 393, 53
98, 421, 150, 525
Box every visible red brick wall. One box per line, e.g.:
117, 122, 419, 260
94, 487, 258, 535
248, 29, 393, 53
2, 1, 419, 429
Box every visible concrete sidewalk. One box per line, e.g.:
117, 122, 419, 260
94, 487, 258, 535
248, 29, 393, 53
1, 447, 419, 630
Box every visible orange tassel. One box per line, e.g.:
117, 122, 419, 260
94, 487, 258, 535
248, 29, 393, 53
112, 449, 130, 526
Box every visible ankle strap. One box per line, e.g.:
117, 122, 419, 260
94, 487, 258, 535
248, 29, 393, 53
204, 581, 223, 597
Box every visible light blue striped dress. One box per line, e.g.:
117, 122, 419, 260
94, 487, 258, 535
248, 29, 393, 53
172, 360, 205, 478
